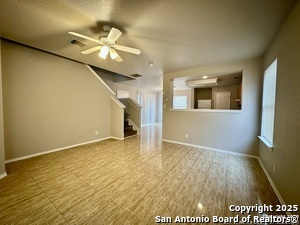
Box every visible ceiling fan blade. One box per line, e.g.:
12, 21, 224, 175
68, 32, 100, 44
114, 45, 141, 55
115, 55, 123, 62
81, 46, 102, 54
107, 27, 122, 43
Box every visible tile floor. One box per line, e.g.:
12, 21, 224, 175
0, 124, 281, 224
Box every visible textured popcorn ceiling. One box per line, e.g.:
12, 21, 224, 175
0, 0, 298, 91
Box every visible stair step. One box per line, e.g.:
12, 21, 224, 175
124, 126, 133, 131
124, 130, 137, 137
123, 120, 137, 138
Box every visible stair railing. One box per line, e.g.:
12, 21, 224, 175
119, 98, 142, 134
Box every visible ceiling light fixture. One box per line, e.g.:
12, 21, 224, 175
109, 48, 119, 60
69, 26, 141, 63
203, 75, 208, 79
99, 45, 109, 59
149, 62, 154, 67
185, 78, 219, 87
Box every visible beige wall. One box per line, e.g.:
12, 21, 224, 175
163, 58, 262, 156
2, 40, 113, 160
0, 39, 6, 175
111, 97, 124, 140
259, 1, 300, 207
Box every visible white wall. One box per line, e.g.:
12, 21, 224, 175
2, 40, 113, 160
0, 39, 6, 176
259, 1, 300, 208
163, 58, 262, 156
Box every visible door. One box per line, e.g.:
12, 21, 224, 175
214, 91, 230, 109
137, 91, 156, 125
137, 91, 144, 124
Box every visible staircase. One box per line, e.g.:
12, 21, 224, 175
124, 120, 137, 138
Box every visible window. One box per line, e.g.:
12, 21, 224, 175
173, 96, 187, 109
260, 59, 277, 148
136, 91, 157, 125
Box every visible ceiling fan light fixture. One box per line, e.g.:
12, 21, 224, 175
110, 48, 119, 60
69, 26, 141, 62
99, 45, 109, 59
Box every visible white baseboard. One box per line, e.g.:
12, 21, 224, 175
110, 136, 124, 141
5, 136, 113, 164
124, 134, 139, 139
257, 158, 287, 208
162, 139, 258, 158
0, 172, 7, 179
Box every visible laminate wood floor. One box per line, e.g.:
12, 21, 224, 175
0, 124, 281, 224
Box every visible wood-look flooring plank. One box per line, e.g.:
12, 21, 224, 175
0, 192, 67, 224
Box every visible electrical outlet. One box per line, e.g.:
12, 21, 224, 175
184, 133, 189, 138
273, 164, 276, 174
95, 130, 99, 135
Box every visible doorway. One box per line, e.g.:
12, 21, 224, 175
214, 91, 231, 109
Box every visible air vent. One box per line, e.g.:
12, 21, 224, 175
69, 39, 86, 47
131, 74, 142, 78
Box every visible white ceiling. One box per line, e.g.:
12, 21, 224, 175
0, 0, 298, 92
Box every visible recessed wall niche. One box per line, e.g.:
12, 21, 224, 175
172, 71, 242, 110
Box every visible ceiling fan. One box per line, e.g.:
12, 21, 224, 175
68, 25, 141, 62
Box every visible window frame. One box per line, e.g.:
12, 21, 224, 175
259, 59, 277, 150
173, 95, 188, 109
